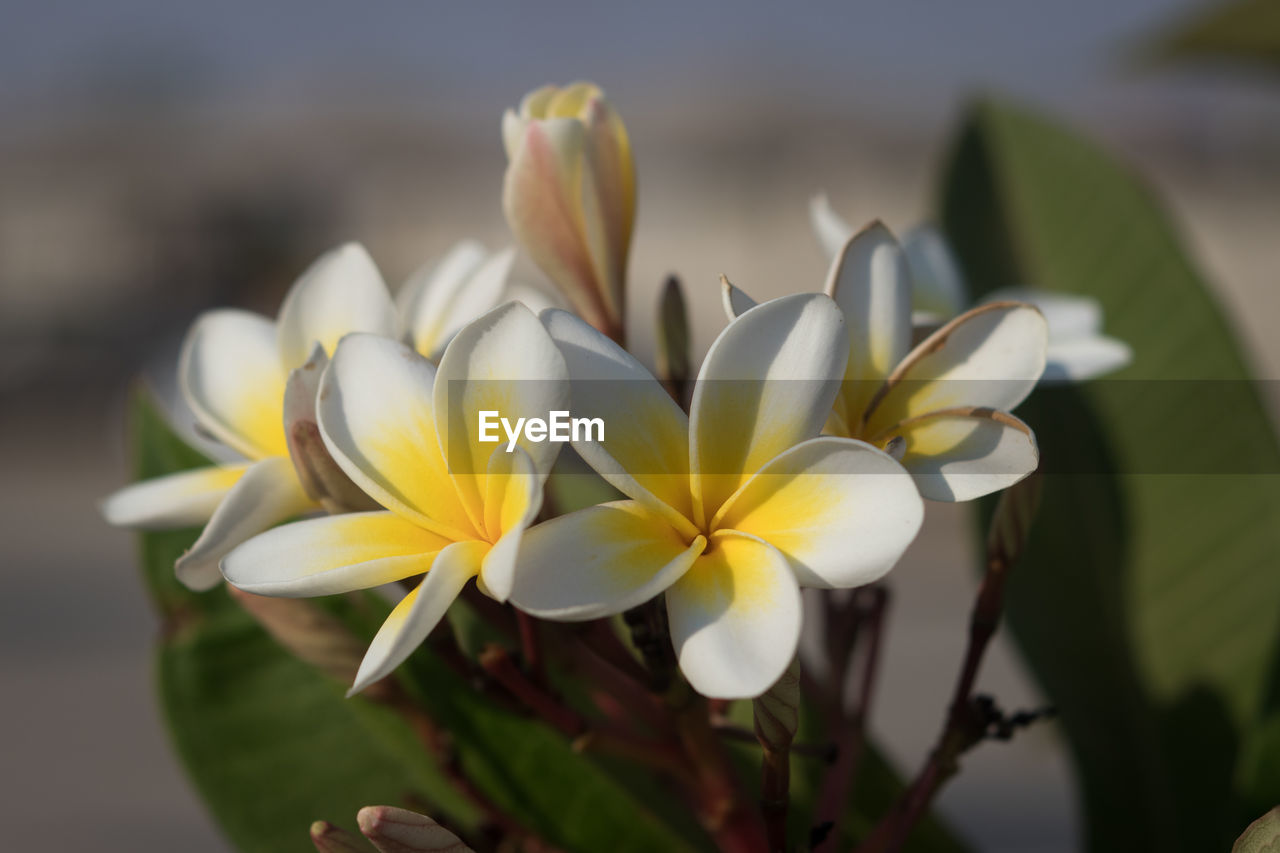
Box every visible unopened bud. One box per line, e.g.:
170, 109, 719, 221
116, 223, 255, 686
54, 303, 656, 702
310, 820, 365, 853
655, 275, 690, 404
753, 657, 800, 752
986, 471, 1043, 572
227, 587, 394, 701
285, 343, 379, 514
357, 805, 475, 853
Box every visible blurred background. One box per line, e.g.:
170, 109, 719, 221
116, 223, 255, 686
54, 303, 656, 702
2, 1, 1277, 851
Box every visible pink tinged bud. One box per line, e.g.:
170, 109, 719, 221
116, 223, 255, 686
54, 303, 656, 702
284, 344, 378, 513
356, 805, 474, 853
502, 84, 634, 343
310, 821, 366, 853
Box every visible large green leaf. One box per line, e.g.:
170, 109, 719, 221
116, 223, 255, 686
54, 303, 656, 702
939, 99, 1280, 851
129, 388, 707, 852
1140, 0, 1280, 73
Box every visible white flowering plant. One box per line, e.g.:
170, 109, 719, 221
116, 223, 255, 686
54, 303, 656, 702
104, 81, 1280, 853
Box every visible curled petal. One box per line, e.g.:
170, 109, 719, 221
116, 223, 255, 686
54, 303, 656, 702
809, 192, 855, 260
690, 293, 848, 526
719, 276, 759, 321
713, 437, 923, 588
866, 301, 1048, 434
884, 407, 1039, 502
509, 500, 705, 621
174, 456, 315, 591
222, 511, 449, 597
349, 540, 485, 695
180, 309, 288, 459
101, 463, 248, 530
275, 242, 397, 370
667, 531, 802, 699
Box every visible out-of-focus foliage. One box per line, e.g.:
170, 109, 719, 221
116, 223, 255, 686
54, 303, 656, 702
941, 98, 1280, 852
1141, 0, 1280, 71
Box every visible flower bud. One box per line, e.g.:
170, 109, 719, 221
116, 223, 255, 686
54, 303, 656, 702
502, 82, 635, 343
284, 344, 378, 514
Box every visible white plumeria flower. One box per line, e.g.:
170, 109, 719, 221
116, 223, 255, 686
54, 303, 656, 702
396, 240, 558, 361
725, 223, 1049, 502
811, 194, 1132, 381
510, 294, 924, 699
102, 243, 398, 589
222, 302, 569, 695
502, 82, 635, 341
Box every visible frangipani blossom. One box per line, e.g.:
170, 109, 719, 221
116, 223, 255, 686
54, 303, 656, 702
102, 243, 398, 589
725, 223, 1049, 502
811, 194, 1132, 381
222, 303, 569, 695
502, 82, 635, 342
510, 295, 924, 699
397, 240, 558, 361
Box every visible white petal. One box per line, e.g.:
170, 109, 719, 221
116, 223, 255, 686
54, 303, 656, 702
902, 225, 968, 318
478, 444, 543, 602
509, 500, 705, 620
401, 243, 516, 360
174, 456, 315, 591
434, 302, 570, 523
867, 301, 1048, 434
823, 221, 913, 412
275, 243, 397, 370
1043, 336, 1133, 382
101, 463, 249, 530
318, 334, 477, 540
987, 288, 1101, 340
179, 309, 288, 459
690, 294, 848, 526
505, 281, 560, 316
397, 241, 487, 338
541, 308, 696, 535
667, 531, 802, 699
719, 277, 759, 321
349, 540, 486, 695
890, 408, 1039, 502
222, 511, 451, 596
713, 437, 923, 588
809, 193, 854, 260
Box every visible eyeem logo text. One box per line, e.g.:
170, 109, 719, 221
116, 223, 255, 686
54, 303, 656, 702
478, 411, 604, 452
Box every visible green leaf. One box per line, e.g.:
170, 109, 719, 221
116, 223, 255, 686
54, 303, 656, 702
1234, 806, 1280, 853
393, 644, 708, 853
939, 98, 1280, 851
1139, 0, 1280, 73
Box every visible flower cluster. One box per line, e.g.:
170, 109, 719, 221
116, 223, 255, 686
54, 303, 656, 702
105, 82, 1066, 701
